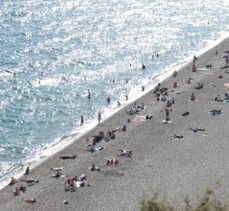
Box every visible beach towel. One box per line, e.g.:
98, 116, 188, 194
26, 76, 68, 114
131, 116, 146, 123
51, 167, 63, 171
162, 120, 172, 123
224, 83, 229, 88
197, 68, 210, 71
90, 145, 104, 153
106, 159, 119, 165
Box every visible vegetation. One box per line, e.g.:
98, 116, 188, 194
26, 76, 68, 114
141, 190, 227, 211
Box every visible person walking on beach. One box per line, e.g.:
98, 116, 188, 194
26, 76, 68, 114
98, 112, 101, 124
165, 107, 170, 122
80, 115, 84, 125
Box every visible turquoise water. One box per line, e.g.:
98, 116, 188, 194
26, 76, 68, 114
0, 0, 229, 179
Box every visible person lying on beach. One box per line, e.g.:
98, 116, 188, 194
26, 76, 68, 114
21, 179, 39, 185
77, 174, 87, 182
146, 115, 153, 120
221, 65, 229, 69
118, 149, 133, 157
60, 155, 77, 159
214, 95, 223, 102
52, 170, 62, 178
24, 167, 30, 175
194, 82, 203, 90
210, 109, 222, 116
190, 128, 205, 132
8, 177, 17, 186
24, 198, 37, 204
174, 134, 184, 139
89, 163, 101, 172
182, 111, 189, 116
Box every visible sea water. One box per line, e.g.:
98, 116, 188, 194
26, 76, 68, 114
0, 0, 229, 184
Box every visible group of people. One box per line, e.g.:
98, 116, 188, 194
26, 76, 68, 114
7, 47, 229, 208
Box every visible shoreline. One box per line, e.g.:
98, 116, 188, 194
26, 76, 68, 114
1, 31, 229, 191
1, 34, 229, 210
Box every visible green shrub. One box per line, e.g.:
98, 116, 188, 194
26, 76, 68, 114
141, 190, 227, 211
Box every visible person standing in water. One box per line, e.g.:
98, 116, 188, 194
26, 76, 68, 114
87, 89, 91, 100
98, 112, 101, 124
80, 115, 84, 125
107, 96, 111, 104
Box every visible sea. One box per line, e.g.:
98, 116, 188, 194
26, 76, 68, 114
0, 0, 229, 188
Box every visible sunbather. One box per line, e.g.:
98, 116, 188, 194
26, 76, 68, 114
174, 134, 184, 139
146, 115, 153, 119
190, 128, 205, 132
52, 170, 61, 178
60, 155, 77, 159
214, 95, 223, 102
119, 149, 133, 157
77, 174, 87, 182
21, 179, 39, 185
25, 198, 37, 204
210, 109, 222, 116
